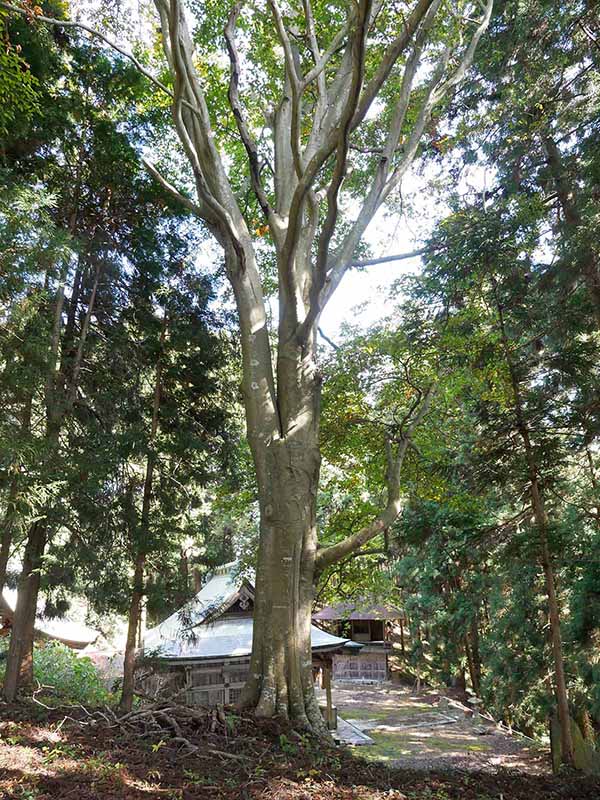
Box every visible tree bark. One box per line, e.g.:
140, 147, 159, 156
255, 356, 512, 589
464, 614, 482, 697
119, 312, 165, 714
120, 549, 146, 713
2, 220, 102, 699
2, 520, 47, 700
0, 398, 33, 597
2, 261, 67, 701
0, 480, 20, 600
542, 133, 600, 327
241, 332, 325, 729
492, 278, 575, 766
469, 613, 482, 695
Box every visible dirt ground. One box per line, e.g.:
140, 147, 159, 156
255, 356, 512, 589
1, 699, 599, 800
328, 682, 550, 774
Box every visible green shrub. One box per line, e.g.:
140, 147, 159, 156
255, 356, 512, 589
0, 639, 110, 705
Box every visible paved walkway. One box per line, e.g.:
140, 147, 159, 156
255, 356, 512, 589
324, 682, 551, 774
335, 715, 374, 746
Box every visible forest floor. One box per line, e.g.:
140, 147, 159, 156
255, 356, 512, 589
328, 683, 549, 774
1, 699, 599, 800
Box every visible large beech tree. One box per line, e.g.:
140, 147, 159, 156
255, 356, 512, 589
5, 0, 493, 726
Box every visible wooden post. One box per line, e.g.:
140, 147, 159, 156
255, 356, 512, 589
137, 599, 146, 649
324, 663, 333, 728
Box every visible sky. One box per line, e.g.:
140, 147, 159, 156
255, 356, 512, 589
70, 0, 455, 339
70, 0, 495, 341
319, 204, 426, 337
320, 158, 492, 336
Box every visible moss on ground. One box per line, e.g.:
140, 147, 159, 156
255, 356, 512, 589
341, 708, 394, 721
340, 702, 434, 720
359, 730, 491, 762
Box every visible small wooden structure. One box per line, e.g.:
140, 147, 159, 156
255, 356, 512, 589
313, 599, 402, 682
142, 564, 351, 713
0, 593, 98, 650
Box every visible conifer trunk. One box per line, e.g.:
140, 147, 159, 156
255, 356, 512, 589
542, 133, 600, 327
119, 314, 165, 713
492, 279, 575, 766
120, 550, 146, 713
2, 236, 101, 700
2, 265, 66, 701
469, 613, 482, 695
0, 480, 19, 600
0, 399, 33, 598
3, 521, 47, 700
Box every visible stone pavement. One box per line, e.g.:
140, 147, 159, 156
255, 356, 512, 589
323, 682, 551, 774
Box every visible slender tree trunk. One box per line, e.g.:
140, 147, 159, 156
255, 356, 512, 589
138, 597, 147, 649
2, 521, 47, 700
542, 133, 600, 327
177, 549, 189, 607
464, 635, 476, 695
193, 568, 202, 594
120, 550, 146, 712
492, 279, 575, 766
0, 398, 33, 597
0, 480, 20, 600
469, 613, 482, 694
119, 313, 165, 713
2, 263, 67, 701
3, 219, 102, 700
464, 615, 482, 696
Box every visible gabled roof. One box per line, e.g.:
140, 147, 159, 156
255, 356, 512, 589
1, 592, 99, 650
152, 615, 350, 661
143, 563, 350, 660
144, 562, 248, 651
313, 599, 403, 621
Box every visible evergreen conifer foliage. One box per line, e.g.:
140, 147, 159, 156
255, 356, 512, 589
0, 13, 233, 703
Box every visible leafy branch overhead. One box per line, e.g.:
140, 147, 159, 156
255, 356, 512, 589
0, 0, 496, 728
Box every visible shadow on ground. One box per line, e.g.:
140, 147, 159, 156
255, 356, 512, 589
1, 700, 599, 799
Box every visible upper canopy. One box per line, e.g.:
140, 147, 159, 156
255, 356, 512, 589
143, 562, 350, 661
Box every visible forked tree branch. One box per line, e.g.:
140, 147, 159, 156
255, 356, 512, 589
318, 0, 493, 315
315, 382, 436, 570
351, 0, 438, 131
157, 0, 250, 267
301, 22, 349, 92
0, 1, 207, 118
224, 1, 279, 236
142, 159, 205, 217
298, 0, 372, 342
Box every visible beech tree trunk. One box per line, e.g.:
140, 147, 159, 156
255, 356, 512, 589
241, 332, 325, 729
143, 0, 484, 730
